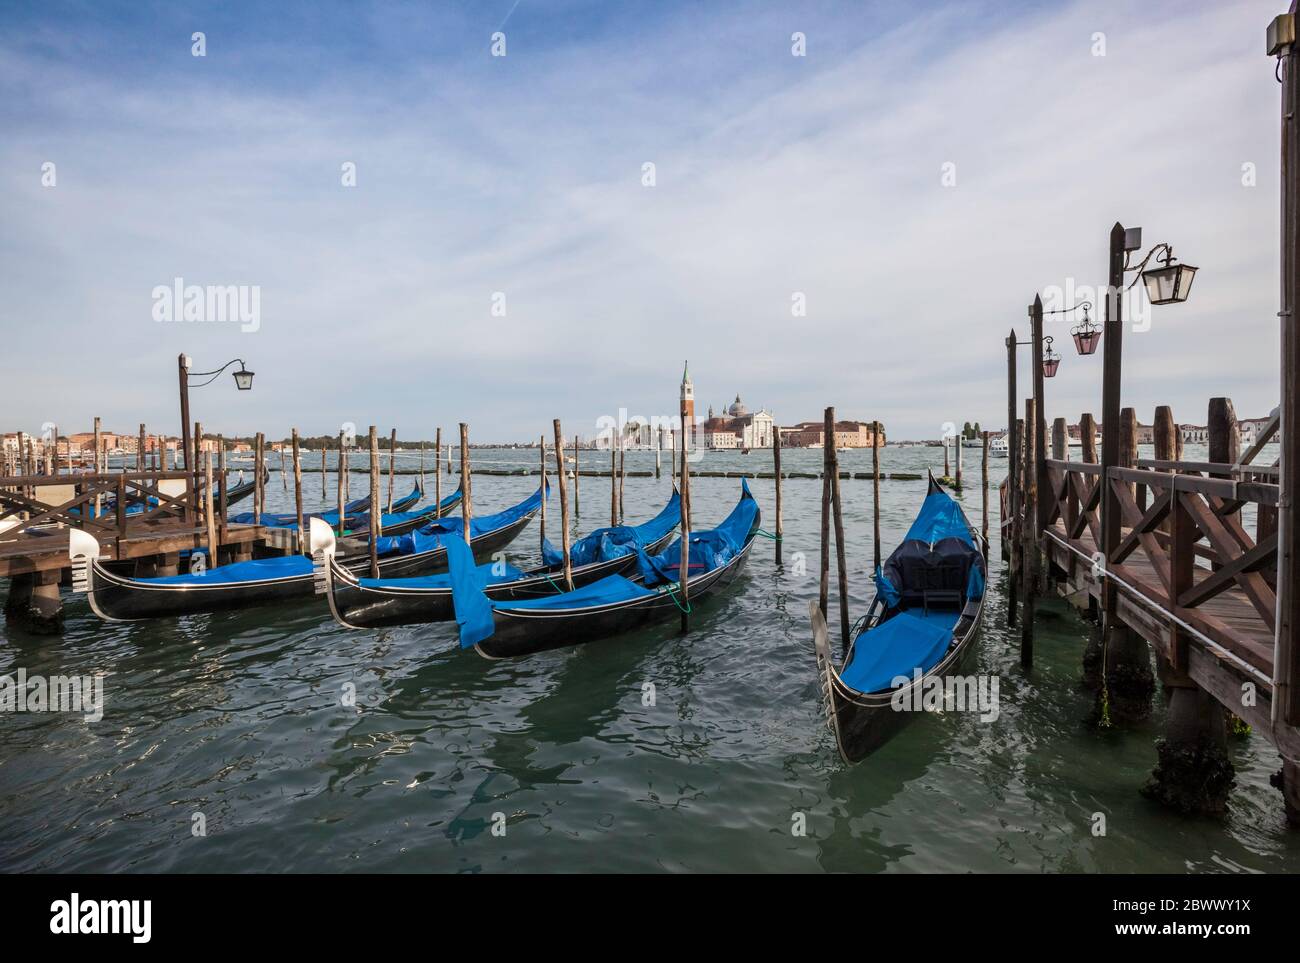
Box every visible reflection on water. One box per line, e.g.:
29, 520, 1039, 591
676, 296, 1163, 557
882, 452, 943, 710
1, 445, 1297, 872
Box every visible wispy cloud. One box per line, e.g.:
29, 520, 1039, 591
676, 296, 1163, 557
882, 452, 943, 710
0, 0, 1283, 440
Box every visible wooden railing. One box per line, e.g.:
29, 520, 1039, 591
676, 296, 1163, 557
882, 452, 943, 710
1042, 458, 1280, 671
0, 471, 202, 539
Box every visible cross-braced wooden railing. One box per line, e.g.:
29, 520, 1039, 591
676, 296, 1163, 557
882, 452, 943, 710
0, 471, 201, 539
1044, 457, 1280, 673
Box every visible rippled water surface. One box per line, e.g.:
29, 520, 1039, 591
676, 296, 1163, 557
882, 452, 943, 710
2, 444, 1297, 872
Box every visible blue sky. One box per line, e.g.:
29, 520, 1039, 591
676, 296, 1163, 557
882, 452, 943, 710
0, 0, 1284, 441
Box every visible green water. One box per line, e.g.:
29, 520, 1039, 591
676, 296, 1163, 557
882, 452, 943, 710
1, 444, 1297, 872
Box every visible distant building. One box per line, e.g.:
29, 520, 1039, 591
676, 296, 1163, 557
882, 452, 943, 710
1238, 416, 1273, 449
781, 420, 884, 448
67, 431, 123, 452
697, 393, 775, 450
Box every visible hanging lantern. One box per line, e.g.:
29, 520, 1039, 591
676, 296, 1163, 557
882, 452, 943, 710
1042, 336, 1061, 378
1070, 305, 1101, 356
232, 364, 255, 390
1141, 248, 1197, 305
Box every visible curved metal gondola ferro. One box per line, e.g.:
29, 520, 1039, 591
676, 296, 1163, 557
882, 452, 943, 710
76, 485, 540, 622
811, 473, 987, 764
449, 482, 759, 661
324, 489, 682, 630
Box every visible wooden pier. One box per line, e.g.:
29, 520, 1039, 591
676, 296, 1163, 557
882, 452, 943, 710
0, 468, 263, 632
1002, 396, 1296, 820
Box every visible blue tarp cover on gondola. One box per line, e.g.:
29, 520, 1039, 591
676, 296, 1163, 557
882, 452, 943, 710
540, 489, 680, 568
447, 481, 752, 648
132, 555, 313, 586
636, 480, 756, 587
359, 560, 525, 590
445, 534, 496, 647
840, 610, 959, 693
903, 484, 978, 547
374, 484, 546, 558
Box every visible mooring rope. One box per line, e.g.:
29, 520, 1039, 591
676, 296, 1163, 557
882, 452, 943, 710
662, 582, 693, 614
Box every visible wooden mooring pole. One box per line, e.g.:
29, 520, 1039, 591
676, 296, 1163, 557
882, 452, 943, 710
872, 421, 882, 576
539, 434, 547, 554
610, 442, 617, 526
292, 428, 305, 554
459, 423, 472, 546
1020, 396, 1037, 668
254, 432, 265, 522
368, 426, 379, 578
434, 428, 442, 518
217, 435, 227, 541
773, 425, 783, 565
573, 435, 580, 518
204, 452, 217, 563
386, 428, 396, 514
823, 407, 850, 648
981, 429, 989, 557
554, 419, 573, 590
336, 430, 346, 536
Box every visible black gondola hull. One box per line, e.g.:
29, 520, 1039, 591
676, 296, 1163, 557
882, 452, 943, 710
475, 531, 755, 660
813, 590, 985, 764
84, 504, 532, 622
86, 559, 314, 621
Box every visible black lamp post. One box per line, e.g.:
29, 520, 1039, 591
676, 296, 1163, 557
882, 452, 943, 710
177, 354, 254, 471
1097, 223, 1196, 635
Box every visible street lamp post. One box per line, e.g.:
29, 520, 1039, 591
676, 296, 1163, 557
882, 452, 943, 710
177, 354, 255, 471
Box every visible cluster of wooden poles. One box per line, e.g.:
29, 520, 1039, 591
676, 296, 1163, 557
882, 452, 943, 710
815, 408, 992, 651
168, 413, 705, 629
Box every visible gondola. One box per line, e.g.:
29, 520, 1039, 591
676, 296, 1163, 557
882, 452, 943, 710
224, 478, 426, 525
810, 473, 987, 764
332, 485, 465, 540
446, 481, 758, 660
222, 469, 266, 508
324, 489, 681, 629
71, 485, 544, 622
